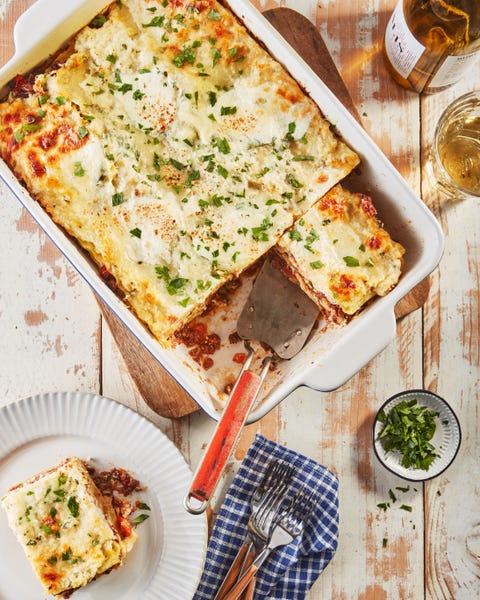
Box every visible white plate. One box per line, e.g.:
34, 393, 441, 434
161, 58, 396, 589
373, 389, 461, 481
0, 392, 207, 600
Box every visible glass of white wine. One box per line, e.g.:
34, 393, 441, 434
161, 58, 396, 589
427, 90, 480, 200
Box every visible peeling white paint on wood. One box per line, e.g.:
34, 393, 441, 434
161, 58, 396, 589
0, 0, 13, 22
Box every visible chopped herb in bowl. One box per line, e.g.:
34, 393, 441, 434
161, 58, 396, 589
376, 398, 440, 471
373, 390, 461, 481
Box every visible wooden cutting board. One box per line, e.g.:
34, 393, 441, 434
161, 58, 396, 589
98, 7, 430, 419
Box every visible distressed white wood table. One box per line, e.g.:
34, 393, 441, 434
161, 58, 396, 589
0, 1, 479, 598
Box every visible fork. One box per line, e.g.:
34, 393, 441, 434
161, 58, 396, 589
214, 462, 293, 600
222, 486, 317, 600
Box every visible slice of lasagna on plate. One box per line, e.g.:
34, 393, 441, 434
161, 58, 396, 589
275, 184, 405, 324
1, 457, 138, 598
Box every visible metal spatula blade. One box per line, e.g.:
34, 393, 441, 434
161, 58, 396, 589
237, 255, 320, 359
184, 253, 320, 514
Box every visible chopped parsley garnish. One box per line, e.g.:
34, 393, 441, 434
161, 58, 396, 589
62, 548, 72, 561
213, 136, 231, 154
173, 44, 198, 68
211, 48, 222, 67
186, 169, 201, 187
343, 256, 360, 267
169, 158, 186, 170
132, 513, 150, 524
310, 260, 324, 269
74, 162, 85, 177
24, 118, 43, 131
376, 399, 440, 471
112, 192, 124, 206
155, 266, 189, 296
220, 105, 237, 116
292, 154, 314, 161
68, 496, 79, 518
289, 229, 302, 242
251, 218, 272, 242
142, 15, 165, 28
207, 9, 221, 20
303, 229, 319, 252
90, 14, 107, 28
117, 83, 133, 94
286, 173, 303, 188
130, 227, 142, 238
284, 121, 296, 141
216, 165, 228, 179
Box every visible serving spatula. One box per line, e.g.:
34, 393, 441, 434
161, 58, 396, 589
184, 253, 319, 514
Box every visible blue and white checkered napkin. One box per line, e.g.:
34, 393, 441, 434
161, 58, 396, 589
193, 434, 339, 600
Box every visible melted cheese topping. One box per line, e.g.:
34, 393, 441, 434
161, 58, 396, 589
276, 185, 405, 316
0, 0, 359, 343
1, 458, 137, 597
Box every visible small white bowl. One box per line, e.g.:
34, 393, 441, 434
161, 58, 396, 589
372, 389, 461, 481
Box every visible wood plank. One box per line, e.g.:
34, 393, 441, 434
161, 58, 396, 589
421, 88, 480, 599
0, 0, 102, 401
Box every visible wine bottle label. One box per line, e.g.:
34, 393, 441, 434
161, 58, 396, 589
384, 1, 425, 79
428, 52, 480, 89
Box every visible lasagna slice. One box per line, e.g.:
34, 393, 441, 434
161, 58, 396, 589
1, 457, 138, 598
0, 0, 359, 344
275, 185, 405, 323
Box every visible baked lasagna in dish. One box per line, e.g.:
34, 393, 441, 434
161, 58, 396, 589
275, 185, 405, 324
0, 0, 360, 344
1, 457, 138, 598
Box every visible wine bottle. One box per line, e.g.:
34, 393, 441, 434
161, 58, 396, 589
383, 0, 480, 94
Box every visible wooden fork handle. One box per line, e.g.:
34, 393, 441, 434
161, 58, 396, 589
223, 562, 260, 600
215, 542, 249, 600
241, 578, 256, 600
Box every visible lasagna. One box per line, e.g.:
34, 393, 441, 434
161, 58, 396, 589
1, 457, 138, 598
0, 0, 359, 344
276, 185, 405, 323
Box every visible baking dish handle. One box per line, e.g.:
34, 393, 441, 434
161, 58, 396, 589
0, 0, 111, 93
184, 352, 271, 514
302, 307, 397, 392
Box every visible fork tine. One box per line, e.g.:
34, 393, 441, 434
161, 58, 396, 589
260, 461, 294, 494
252, 473, 291, 537
279, 485, 317, 536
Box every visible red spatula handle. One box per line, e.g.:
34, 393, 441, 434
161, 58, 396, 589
184, 365, 266, 514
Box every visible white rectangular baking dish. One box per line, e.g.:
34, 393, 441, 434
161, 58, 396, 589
0, 0, 444, 422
